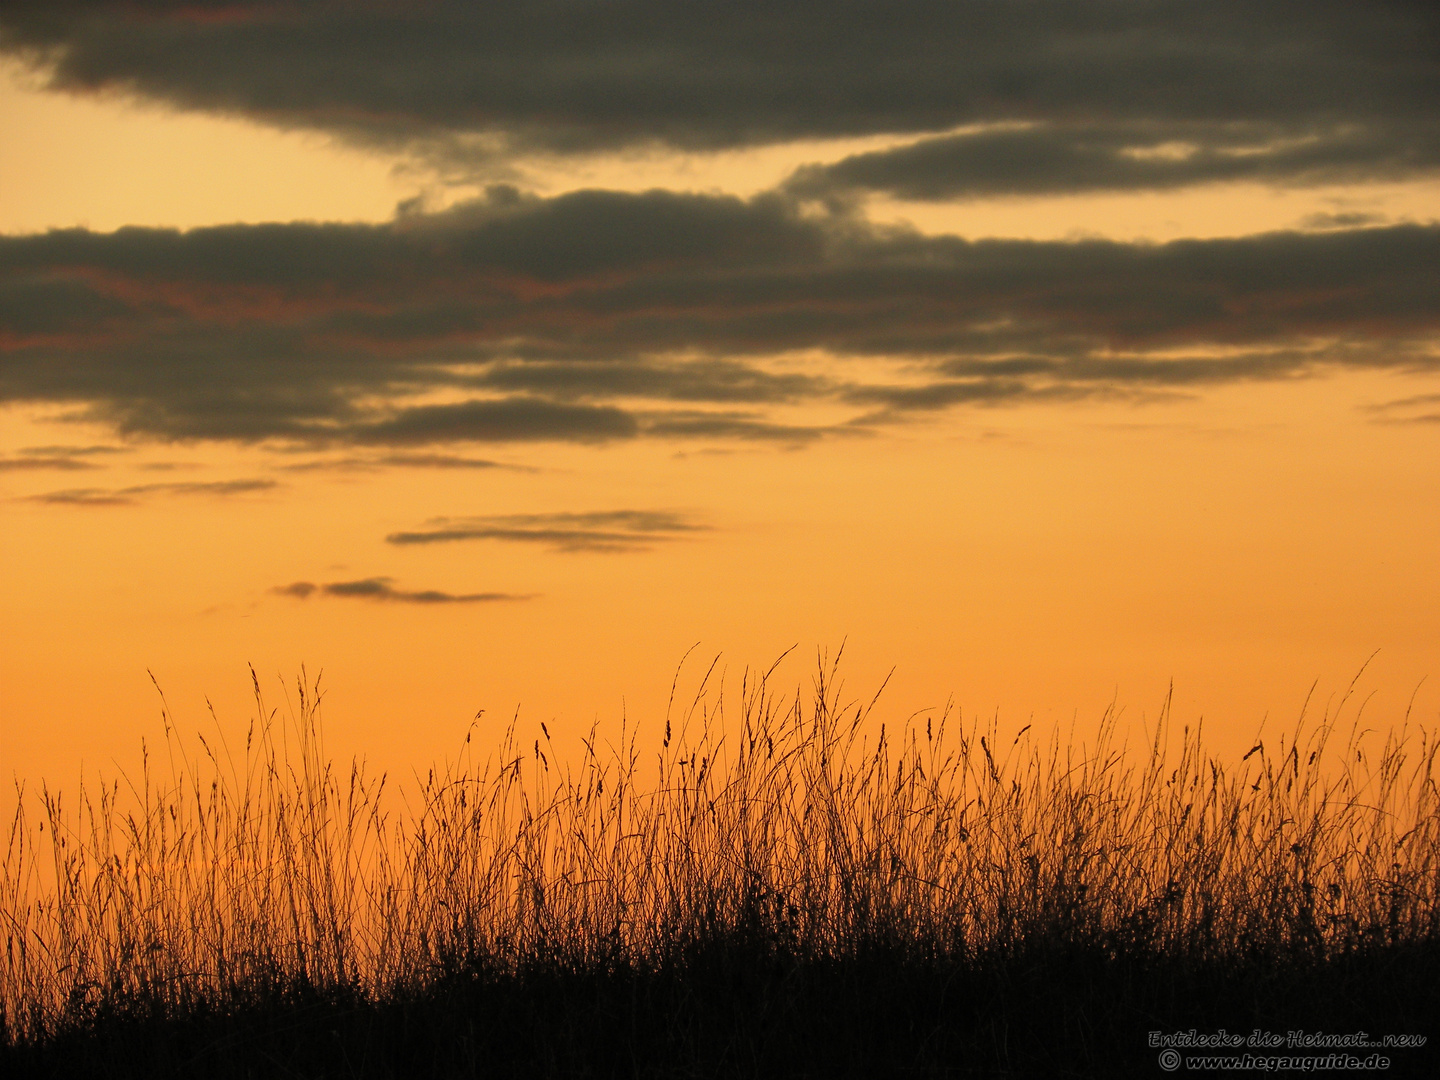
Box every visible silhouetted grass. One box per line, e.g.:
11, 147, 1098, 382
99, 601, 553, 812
4, 651, 1437, 1077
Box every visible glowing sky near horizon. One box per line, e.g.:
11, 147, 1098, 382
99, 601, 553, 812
2, 2, 1437, 788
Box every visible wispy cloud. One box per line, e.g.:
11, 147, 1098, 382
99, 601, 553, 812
1296, 211, 1391, 232
1364, 392, 1440, 426
26, 479, 278, 506
0, 456, 98, 472
273, 578, 530, 604
639, 411, 846, 444
277, 452, 527, 473
783, 121, 1440, 202
0, 444, 126, 471
387, 510, 707, 552
20, 445, 127, 458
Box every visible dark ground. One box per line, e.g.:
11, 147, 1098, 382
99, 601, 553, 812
5, 936, 1436, 1078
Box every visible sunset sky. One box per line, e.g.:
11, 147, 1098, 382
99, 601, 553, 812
2, 1, 1437, 787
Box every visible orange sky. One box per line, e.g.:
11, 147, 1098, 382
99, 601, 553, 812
2, 6, 1438, 794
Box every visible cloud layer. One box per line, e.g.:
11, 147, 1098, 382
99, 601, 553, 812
3, 1, 1436, 193
2, 189, 1437, 445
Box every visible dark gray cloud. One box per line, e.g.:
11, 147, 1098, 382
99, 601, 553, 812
639, 411, 842, 443
469, 358, 825, 404
351, 398, 639, 446
273, 577, 528, 604
2, 191, 1438, 445
387, 510, 706, 552
0, 188, 839, 443
843, 378, 1088, 413
26, 478, 277, 506
2, 1, 1436, 194
785, 120, 1440, 202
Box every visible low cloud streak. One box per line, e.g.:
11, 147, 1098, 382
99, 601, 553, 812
273, 577, 529, 604
387, 510, 707, 552
25, 478, 278, 506
785, 121, 1440, 201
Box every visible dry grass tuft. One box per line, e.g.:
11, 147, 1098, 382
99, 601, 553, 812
4, 651, 1438, 1049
